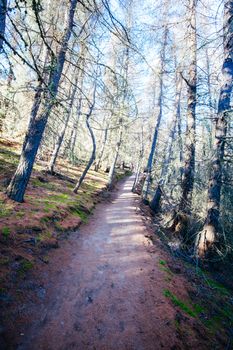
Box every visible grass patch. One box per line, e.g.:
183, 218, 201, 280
40, 216, 51, 224
159, 259, 167, 266
18, 259, 34, 277
31, 178, 57, 191
206, 278, 230, 296
71, 208, 89, 223
204, 301, 233, 333
15, 211, 24, 219
1, 226, 10, 239
163, 289, 201, 318
158, 259, 173, 276
49, 193, 71, 202
37, 231, 52, 242
0, 200, 13, 218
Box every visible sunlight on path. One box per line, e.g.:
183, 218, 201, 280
18, 176, 177, 350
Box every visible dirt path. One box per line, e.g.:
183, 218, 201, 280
12, 176, 204, 350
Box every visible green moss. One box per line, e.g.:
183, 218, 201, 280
163, 289, 198, 318
206, 278, 230, 296
174, 319, 181, 330
1, 226, 10, 238
0, 148, 19, 168
158, 260, 173, 276
40, 216, 51, 223
72, 208, 88, 223
49, 193, 71, 203
31, 178, 56, 191
159, 259, 167, 266
160, 266, 174, 275
15, 211, 24, 219
37, 231, 52, 242
0, 201, 12, 218
18, 259, 34, 277
54, 222, 63, 231
43, 202, 57, 210
193, 303, 204, 314
124, 170, 133, 176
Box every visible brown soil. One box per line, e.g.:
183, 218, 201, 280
1, 177, 221, 349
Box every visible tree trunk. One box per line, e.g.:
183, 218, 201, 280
132, 157, 142, 193
0, 0, 7, 52
48, 76, 78, 174
73, 117, 96, 193
142, 26, 168, 201
196, 0, 233, 257
70, 44, 86, 160
107, 123, 123, 189
73, 85, 97, 193
7, 0, 78, 202
95, 122, 109, 172
132, 123, 145, 192
150, 70, 182, 213
178, 0, 197, 213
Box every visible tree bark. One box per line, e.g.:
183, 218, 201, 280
48, 76, 78, 174
7, 0, 78, 202
150, 70, 182, 213
107, 122, 123, 189
0, 0, 7, 52
178, 0, 197, 213
73, 85, 97, 193
142, 25, 168, 201
70, 45, 86, 159
132, 123, 145, 192
196, 0, 233, 257
94, 122, 109, 172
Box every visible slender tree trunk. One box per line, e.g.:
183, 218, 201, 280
150, 71, 182, 213
73, 118, 96, 193
132, 155, 142, 192
0, 0, 7, 52
178, 0, 197, 213
7, 0, 78, 202
73, 86, 97, 193
107, 122, 123, 189
142, 26, 168, 201
70, 44, 86, 159
196, 0, 233, 257
48, 77, 78, 174
132, 123, 145, 192
95, 123, 109, 172
205, 48, 215, 150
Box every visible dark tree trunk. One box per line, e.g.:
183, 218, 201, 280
142, 26, 168, 200
196, 0, 233, 257
178, 0, 197, 213
7, 0, 78, 202
70, 44, 86, 160
0, 0, 7, 52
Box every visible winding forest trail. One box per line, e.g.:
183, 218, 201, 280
16, 176, 204, 350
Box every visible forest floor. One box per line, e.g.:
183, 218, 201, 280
1, 170, 233, 349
